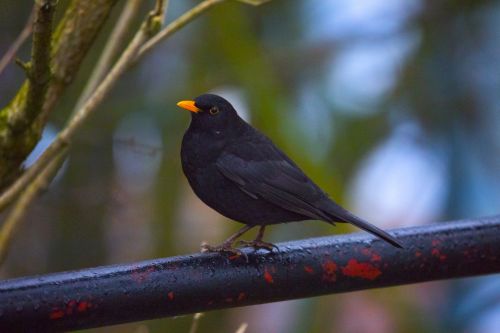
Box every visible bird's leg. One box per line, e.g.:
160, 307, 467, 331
201, 225, 254, 260
237, 225, 278, 252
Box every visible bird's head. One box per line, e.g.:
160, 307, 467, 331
177, 94, 242, 133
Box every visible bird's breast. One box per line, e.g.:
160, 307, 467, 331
181, 130, 224, 182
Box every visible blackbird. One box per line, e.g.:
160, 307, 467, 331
177, 94, 402, 256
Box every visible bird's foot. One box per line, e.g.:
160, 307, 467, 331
236, 239, 279, 252
200, 241, 248, 262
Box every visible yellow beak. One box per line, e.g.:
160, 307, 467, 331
177, 100, 201, 113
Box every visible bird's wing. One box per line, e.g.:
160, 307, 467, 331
216, 140, 331, 221
216, 138, 403, 248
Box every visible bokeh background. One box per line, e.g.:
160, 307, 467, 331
1, 0, 500, 332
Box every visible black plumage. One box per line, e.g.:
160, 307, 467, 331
178, 94, 402, 254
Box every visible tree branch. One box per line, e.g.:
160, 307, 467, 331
0, 1, 56, 184
0, 0, 119, 207
0, 6, 35, 78
0, 0, 218, 214
0, 0, 166, 262
41, 0, 120, 122
0, 0, 158, 266
0, 0, 119, 188
136, 0, 273, 61
136, 0, 226, 61
0, 216, 499, 331
10, 0, 56, 133
73, 0, 144, 111
0, 148, 67, 264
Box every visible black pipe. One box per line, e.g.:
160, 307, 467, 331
1, 215, 499, 332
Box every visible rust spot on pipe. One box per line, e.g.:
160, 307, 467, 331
341, 259, 381, 280
432, 248, 447, 261
304, 265, 314, 274
264, 268, 274, 284
49, 309, 64, 320
66, 300, 76, 315
321, 260, 337, 282
361, 248, 381, 262
77, 301, 91, 313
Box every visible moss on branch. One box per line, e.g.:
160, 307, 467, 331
0, 0, 118, 188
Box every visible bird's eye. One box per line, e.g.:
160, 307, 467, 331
209, 107, 219, 115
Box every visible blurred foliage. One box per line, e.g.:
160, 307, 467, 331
0, 0, 499, 332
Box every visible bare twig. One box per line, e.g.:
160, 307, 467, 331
0, 0, 222, 213
0, 0, 244, 212
0, 149, 67, 264
154, 0, 168, 16
0, 6, 35, 78
235, 323, 249, 333
74, 0, 143, 110
0, 0, 165, 258
58, 0, 167, 149
0, 1, 164, 212
0, 146, 60, 214
39, 0, 120, 122
5, 0, 55, 134
0, 0, 146, 264
0, 0, 119, 187
136, 0, 271, 61
0, 0, 167, 262
136, 0, 226, 61
188, 313, 204, 333
236, 0, 271, 5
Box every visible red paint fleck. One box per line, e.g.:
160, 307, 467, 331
432, 248, 447, 261
50, 300, 92, 319
415, 251, 422, 257
264, 268, 274, 284
341, 259, 381, 280
168, 292, 175, 300
321, 259, 338, 282
77, 301, 91, 312
66, 300, 77, 315
432, 239, 441, 246
49, 309, 64, 320
228, 254, 240, 260
361, 248, 382, 262
304, 265, 314, 274
237, 292, 246, 301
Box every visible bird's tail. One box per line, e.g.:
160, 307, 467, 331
325, 203, 403, 248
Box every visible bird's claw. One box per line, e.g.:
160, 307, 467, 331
200, 241, 248, 262
236, 239, 279, 252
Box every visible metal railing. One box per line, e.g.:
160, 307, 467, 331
1, 215, 499, 331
